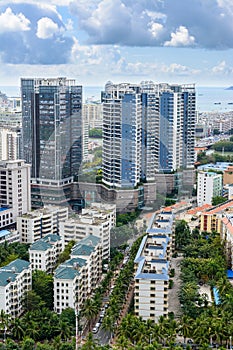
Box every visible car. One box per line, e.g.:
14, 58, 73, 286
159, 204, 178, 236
92, 322, 101, 334
104, 303, 109, 309
100, 311, 105, 318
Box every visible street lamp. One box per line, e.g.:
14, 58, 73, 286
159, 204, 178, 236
75, 309, 80, 350
149, 333, 152, 345
4, 326, 7, 342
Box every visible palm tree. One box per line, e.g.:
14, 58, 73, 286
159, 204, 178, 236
59, 321, 71, 341
178, 315, 193, 344
101, 315, 115, 341
52, 335, 62, 350
11, 317, 25, 341
81, 332, 98, 350
115, 335, 130, 350
81, 298, 98, 331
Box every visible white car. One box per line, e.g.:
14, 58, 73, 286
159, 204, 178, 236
92, 322, 101, 334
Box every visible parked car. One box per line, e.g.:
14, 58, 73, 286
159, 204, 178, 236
92, 322, 101, 334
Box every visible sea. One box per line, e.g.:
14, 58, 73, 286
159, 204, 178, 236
1, 85, 233, 113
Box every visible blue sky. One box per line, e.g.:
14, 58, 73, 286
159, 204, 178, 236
1, 0, 233, 89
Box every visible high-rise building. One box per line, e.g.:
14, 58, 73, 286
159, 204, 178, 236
101, 81, 196, 189
0, 160, 31, 229
0, 128, 20, 160
21, 77, 83, 207
102, 82, 144, 188
159, 84, 196, 172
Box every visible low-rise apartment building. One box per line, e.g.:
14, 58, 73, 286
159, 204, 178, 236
29, 234, 63, 273
17, 205, 68, 244
0, 259, 31, 317
60, 202, 116, 259
134, 210, 174, 322
54, 235, 102, 314
197, 171, 223, 206
200, 200, 233, 232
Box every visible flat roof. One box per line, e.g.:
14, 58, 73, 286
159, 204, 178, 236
0, 207, 10, 212
0, 230, 11, 238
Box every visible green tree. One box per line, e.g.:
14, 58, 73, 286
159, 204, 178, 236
175, 220, 191, 250
11, 318, 25, 341
89, 128, 102, 138
21, 337, 35, 350
81, 298, 98, 331
212, 196, 227, 206
22, 290, 45, 311
32, 271, 54, 309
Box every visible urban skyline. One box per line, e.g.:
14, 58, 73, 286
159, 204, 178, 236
0, 1, 233, 88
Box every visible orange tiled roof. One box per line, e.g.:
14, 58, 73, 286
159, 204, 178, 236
187, 204, 213, 215
162, 201, 188, 212
205, 200, 233, 215
194, 147, 208, 151
221, 217, 233, 235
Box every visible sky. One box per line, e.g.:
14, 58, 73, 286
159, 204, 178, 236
1, 0, 233, 91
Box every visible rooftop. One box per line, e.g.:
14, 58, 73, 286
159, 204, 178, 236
205, 199, 233, 215
0, 259, 30, 274
0, 271, 16, 287
54, 257, 87, 280
0, 230, 11, 238
29, 234, 62, 251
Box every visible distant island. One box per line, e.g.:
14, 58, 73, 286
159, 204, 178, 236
226, 86, 233, 90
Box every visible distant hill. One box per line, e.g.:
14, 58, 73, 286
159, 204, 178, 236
226, 86, 233, 90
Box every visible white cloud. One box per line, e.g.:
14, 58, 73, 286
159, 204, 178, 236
149, 22, 163, 38
164, 26, 195, 47
212, 60, 233, 74
36, 17, 61, 39
0, 7, 30, 33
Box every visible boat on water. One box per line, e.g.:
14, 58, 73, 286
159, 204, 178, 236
214, 102, 221, 105
228, 102, 233, 105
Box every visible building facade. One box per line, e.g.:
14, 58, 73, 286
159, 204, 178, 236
197, 171, 223, 206
134, 210, 174, 322
60, 202, 116, 259
17, 205, 68, 244
21, 77, 83, 207
0, 160, 31, 229
0, 128, 20, 161
29, 234, 63, 273
54, 235, 102, 314
101, 81, 196, 189
0, 259, 31, 318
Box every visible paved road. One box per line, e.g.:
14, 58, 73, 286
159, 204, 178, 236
168, 256, 183, 318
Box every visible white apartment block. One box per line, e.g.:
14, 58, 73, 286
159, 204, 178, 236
17, 205, 68, 244
54, 235, 102, 314
0, 128, 20, 161
0, 259, 31, 318
60, 202, 116, 259
71, 235, 102, 296
29, 234, 64, 273
134, 210, 174, 322
197, 171, 223, 206
0, 160, 31, 229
